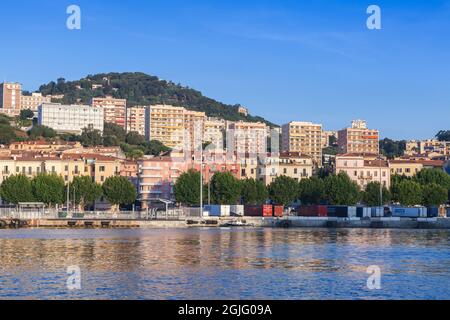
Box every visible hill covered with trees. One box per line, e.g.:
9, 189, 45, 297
37, 72, 276, 126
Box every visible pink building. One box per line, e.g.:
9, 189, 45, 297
138, 152, 241, 208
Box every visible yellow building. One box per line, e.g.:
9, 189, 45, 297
203, 118, 226, 151
282, 121, 323, 166
227, 121, 268, 157
145, 105, 185, 149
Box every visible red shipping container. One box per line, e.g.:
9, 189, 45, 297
244, 205, 273, 217
298, 205, 327, 217
273, 205, 284, 217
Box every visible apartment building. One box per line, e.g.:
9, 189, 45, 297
126, 106, 146, 136
38, 103, 104, 134
203, 118, 226, 151
21, 93, 51, 111
0, 82, 22, 115
322, 130, 338, 148
8, 140, 82, 153
227, 121, 268, 157
405, 139, 450, 158
137, 152, 241, 207
390, 159, 445, 177
184, 109, 206, 152
145, 105, 185, 149
90, 96, 127, 129
338, 120, 379, 155
281, 121, 323, 166
335, 154, 390, 189
0, 153, 121, 184
257, 152, 313, 186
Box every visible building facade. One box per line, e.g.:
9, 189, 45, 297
21, 93, 51, 111
0, 82, 22, 115
90, 97, 127, 129
335, 154, 390, 189
38, 103, 104, 134
281, 121, 323, 166
227, 121, 268, 157
337, 120, 379, 155
126, 106, 146, 136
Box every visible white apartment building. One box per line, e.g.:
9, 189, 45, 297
227, 121, 268, 157
38, 103, 104, 134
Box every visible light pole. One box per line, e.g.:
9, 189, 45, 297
379, 154, 383, 208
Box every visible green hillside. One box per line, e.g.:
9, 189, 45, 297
37, 72, 276, 126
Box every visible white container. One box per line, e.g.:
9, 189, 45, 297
371, 207, 383, 217
204, 205, 230, 217
347, 206, 357, 218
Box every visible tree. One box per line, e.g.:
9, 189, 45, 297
268, 175, 299, 206
298, 177, 326, 205
141, 140, 171, 156
413, 168, 450, 190
104, 123, 127, 143
436, 130, 450, 142
0, 124, 17, 145
422, 183, 448, 207
19, 109, 35, 120
28, 125, 57, 139
240, 178, 268, 205
71, 176, 103, 209
80, 128, 103, 147
379, 138, 406, 159
391, 180, 422, 206
324, 172, 361, 205
102, 176, 137, 209
31, 173, 65, 206
126, 149, 144, 160
0, 175, 35, 204
174, 169, 202, 206
125, 132, 146, 146
362, 182, 391, 206
210, 171, 242, 205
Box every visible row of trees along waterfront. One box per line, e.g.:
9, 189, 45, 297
174, 169, 450, 207
0, 174, 136, 209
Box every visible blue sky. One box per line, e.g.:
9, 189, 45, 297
1, 0, 450, 139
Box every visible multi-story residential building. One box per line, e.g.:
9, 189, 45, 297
338, 120, 379, 155
90, 96, 127, 129
38, 103, 104, 134
0, 153, 121, 184
322, 130, 338, 148
203, 118, 226, 151
227, 121, 268, 157
145, 105, 185, 149
257, 152, 313, 186
281, 121, 323, 166
21, 93, 51, 111
137, 151, 241, 207
404, 139, 450, 158
335, 154, 390, 189
0, 82, 22, 115
184, 110, 206, 152
389, 159, 445, 177
126, 106, 146, 136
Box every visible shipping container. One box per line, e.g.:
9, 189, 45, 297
427, 207, 439, 218
204, 205, 230, 217
230, 205, 244, 216
371, 207, 384, 217
391, 207, 427, 218
273, 205, 284, 217
327, 206, 357, 218
356, 207, 371, 218
244, 205, 273, 217
298, 205, 328, 217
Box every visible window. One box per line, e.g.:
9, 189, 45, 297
99, 166, 106, 172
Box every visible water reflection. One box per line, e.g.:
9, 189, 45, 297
0, 228, 449, 299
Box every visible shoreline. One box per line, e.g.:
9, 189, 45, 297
2, 216, 450, 230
